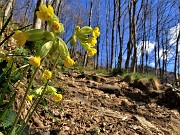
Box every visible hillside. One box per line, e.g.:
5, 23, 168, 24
17, 70, 180, 135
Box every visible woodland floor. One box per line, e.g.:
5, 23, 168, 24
18, 69, 180, 135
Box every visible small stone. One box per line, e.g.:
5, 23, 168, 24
64, 126, 70, 131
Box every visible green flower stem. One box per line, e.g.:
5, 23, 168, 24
8, 67, 39, 135
17, 38, 71, 134
16, 96, 39, 133
18, 54, 61, 134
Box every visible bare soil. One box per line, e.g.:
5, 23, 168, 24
27, 70, 180, 135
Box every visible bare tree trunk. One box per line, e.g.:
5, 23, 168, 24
56, 0, 62, 18
110, 0, 116, 68
131, 0, 144, 73
125, 1, 133, 71
105, 0, 110, 70
33, 0, 43, 29
155, 8, 159, 75
4, 0, 14, 18
95, 0, 100, 69
141, 0, 147, 73
161, 30, 165, 84
23, 0, 31, 25
115, 27, 118, 68
131, 0, 137, 73
174, 26, 180, 86
117, 0, 122, 70
83, 0, 93, 67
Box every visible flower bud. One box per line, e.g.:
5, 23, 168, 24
51, 21, 64, 34
80, 26, 93, 35
37, 41, 53, 58
25, 29, 44, 41
70, 35, 76, 46
56, 38, 69, 58
43, 31, 55, 40
34, 86, 43, 95
81, 42, 90, 50
76, 33, 88, 42
46, 85, 57, 95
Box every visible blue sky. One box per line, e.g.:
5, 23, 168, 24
12, 0, 180, 72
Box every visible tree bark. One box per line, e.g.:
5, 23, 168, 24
110, 0, 116, 68
95, 0, 100, 69
174, 26, 180, 86
83, 0, 93, 67
33, 0, 43, 29
4, 0, 14, 18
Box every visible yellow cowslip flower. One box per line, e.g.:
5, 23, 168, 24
87, 47, 97, 57
36, 5, 54, 21
64, 56, 75, 67
92, 27, 100, 38
53, 93, 62, 102
42, 70, 52, 79
27, 95, 34, 101
51, 21, 64, 33
29, 56, 41, 67
75, 26, 81, 31
13, 30, 28, 46
87, 37, 97, 47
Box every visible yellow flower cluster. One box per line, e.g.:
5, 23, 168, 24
36, 5, 64, 34
29, 56, 41, 67
64, 56, 75, 67
87, 48, 97, 57
51, 21, 64, 33
87, 37, 97, 47
73, 26, 100, 57
87, 27, 100, 56
53, 93, 63, 102
27, 95, 34, 101
36, 5, 54, 21
13, 30, 29, 46
42, 70, 52, 80
92, 27, 100, 38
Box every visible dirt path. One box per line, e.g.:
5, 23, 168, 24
29, 71, 180, 135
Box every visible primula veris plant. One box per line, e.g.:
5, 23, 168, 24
42, 70, 52, 80
36, 5, 54, 21
53, 93, 63, 102
2, 4, 100, 135
13, 30, 29, 46
87, 47, 97, 57
64, 56, 75, 67
27, 95, 34, 102
92, 27, 100, 38
29, 56, 41, 67
87, 37, 97, 47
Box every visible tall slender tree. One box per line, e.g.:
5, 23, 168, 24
83, 0, 93, 67
33, 0, 43, 29
110, 0, 117, 68
3, 0, 14, 18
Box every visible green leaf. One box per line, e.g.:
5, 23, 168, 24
0, 109, 16, 128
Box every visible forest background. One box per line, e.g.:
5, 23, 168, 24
1, 0, 180, 85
